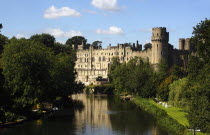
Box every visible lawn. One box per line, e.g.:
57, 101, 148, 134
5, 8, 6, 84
148, 99, 189, 127
147, 99, 210, 135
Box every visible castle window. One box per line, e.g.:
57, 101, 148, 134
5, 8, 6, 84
92, 57, 95, 62
99, 57, 101, 62
121, 52, 123, 55
112, 53, 113, 55
157, 44, 158, 48
103, 56, 106, 61
157, 33, 159, 36
87, 58, 88, 62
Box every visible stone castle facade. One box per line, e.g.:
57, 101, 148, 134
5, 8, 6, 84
74, 27, 193, 85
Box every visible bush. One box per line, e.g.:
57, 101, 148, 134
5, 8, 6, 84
5, 112, 17, 122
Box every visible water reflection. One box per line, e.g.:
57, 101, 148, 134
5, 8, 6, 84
0, 94, 170, 135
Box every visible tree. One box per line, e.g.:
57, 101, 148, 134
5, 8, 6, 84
185, 19, 210, 133
144, 43, 152, 50
92, 41, 102, 49
30, 33, 55, 48
0, 24, 2, 32
65, 36, 87, 49
2, 38, 54, 115
0, 24, 8, 53
51, 53, 76, 99
190, 18, 210, 63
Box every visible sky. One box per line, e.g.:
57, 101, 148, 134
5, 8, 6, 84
0, 0, 210, 48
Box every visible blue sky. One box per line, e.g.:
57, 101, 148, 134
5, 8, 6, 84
0, 0, 210, 48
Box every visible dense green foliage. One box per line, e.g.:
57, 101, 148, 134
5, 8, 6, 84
2, 38, 54, 112
0, 26, 79, 123
168, 78, 188, 108
109, 57, 158, 97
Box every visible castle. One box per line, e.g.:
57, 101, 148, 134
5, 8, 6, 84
74, 27, 193, 85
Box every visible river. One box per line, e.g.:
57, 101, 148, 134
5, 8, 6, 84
0, 94, 172, 135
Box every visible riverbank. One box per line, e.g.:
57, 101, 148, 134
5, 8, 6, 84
132, 97, 210, 135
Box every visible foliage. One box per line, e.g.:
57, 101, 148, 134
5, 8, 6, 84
168, 78, 189, 108
144, 43, 152, 50
92, 40, 102, 49
157, 75, 174, 101
0, 24, 2, 31
30, 33, 55, 48
65, 36, 87, 48
0, 34, 8, 54
185, 19, 210, 133
2, 38, 54, 113
110, 57, 157, 97
190, 18, 210, 63
51, 53, 76, 98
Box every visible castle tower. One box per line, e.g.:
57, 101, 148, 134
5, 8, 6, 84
179, 38, 191, 51
179, 38, 185, 50
151, 27, 169, 64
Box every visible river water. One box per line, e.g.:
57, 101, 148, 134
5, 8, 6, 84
0, 94, 171, 135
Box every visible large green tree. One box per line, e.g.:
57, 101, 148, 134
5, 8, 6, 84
2, 38, 54, 115
186, 19, 210, 133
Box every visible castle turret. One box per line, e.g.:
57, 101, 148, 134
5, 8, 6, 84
151, 27, 169, 64
179, 38, 191, 51
179, 38, 185, 50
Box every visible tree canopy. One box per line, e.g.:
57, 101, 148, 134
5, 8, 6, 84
92, 41, 102, 49
30, 33, 55, 48
65, 36, 87, 48
2, 38, 54, 113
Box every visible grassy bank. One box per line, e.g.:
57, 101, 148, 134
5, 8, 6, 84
132, 97, 210, 135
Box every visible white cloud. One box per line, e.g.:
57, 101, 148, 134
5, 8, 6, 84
16, 34, 26, 39
44, 6, 81, 19
92, 0, 120, 11
44, 28, 82, 38
96, 26, 124, 35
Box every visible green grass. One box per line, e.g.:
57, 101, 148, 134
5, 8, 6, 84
148, 100, 189, 127
132, 97, 210, 135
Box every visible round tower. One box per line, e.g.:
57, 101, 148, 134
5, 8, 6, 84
151, 27, 169, 64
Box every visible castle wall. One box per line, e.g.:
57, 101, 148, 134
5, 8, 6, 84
75, 27, 192, 85
75, 44, 152, 85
